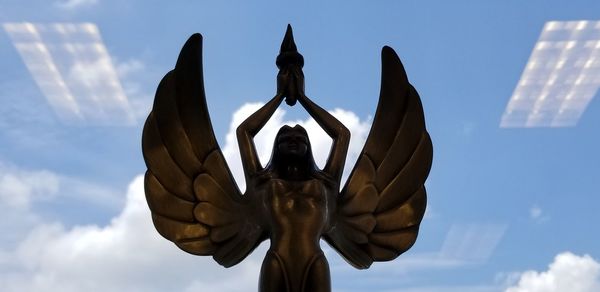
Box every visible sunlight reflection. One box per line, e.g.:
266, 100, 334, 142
3, 22, 135, 126
501, 20, 600, 128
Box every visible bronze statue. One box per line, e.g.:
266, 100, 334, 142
142, 25, 432, 292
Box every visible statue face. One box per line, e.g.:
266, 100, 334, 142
277, 128, 309, 158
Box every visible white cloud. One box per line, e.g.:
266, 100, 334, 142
0, 162, 122, 249
57, 174, 123, 208
1, 175, 263, 292
505, 252, 600, 292
530, 205, 542, 219
0, 167, 59, 209
529, 204, 550, 223
55, 0, 98, 10
381, 285, 500, 292
0, 166, 59, 246
0, 162, 121, 211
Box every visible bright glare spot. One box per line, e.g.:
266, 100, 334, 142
545, 21, 559, 31
536, 42, 549, 50
82, 22, 98, 34
3, 22, 135, 125
528, 61, 537, 69
501, 20, 600, 128
576, 21, 588, 30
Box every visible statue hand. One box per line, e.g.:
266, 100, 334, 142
277, 66, 304, 106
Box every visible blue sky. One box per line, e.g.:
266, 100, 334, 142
1, 0, 600, 291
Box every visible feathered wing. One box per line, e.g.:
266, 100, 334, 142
324, 46, 433, 269
142, 34, 265, 267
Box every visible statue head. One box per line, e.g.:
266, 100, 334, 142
264, 124, 318, 180
276, 124, 309, 158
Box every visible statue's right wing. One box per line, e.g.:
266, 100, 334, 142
142, 34, 266, 267
324, 47, 433, 269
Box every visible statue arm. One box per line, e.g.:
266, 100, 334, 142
236, 94, 285, 181
298, 93, 350, 183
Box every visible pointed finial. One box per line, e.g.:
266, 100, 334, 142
276, 24, 304, 69
281, 24, 298, 52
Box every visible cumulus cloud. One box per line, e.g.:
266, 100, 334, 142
1, 175, 263, 292
0, 162, 122, 249
0, 166, 59, 246
0, 167, 59, 209
0, 163, 121, 211
529, 204, 550, 223
529, 205, 542, 220
505, 252, 600, 292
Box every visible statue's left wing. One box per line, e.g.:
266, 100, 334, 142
142, 34, 265, 267
324, 46, 433, 269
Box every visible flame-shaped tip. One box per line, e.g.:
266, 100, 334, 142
280, 24, 298, 53
276, 24, 304, 69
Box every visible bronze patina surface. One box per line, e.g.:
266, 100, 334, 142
142, 25, 433, 292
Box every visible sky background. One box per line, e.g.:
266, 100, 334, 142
1, 0, 599, 291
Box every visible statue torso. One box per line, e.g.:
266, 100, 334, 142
253, 175, 335, 292
268, 178, 328, 237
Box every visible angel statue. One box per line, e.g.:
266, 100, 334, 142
142, 25, 433, 292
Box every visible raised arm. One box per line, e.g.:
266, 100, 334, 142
298, 92, 350, 183
236, 94, 284, 182
271, 24, 350, 182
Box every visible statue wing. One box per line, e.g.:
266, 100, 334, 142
142, 34, 265, 267
324, 46, 433, 269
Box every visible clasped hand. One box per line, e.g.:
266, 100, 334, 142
277, 65, 305, 106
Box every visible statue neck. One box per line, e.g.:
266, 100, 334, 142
277, 158, 310, 181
